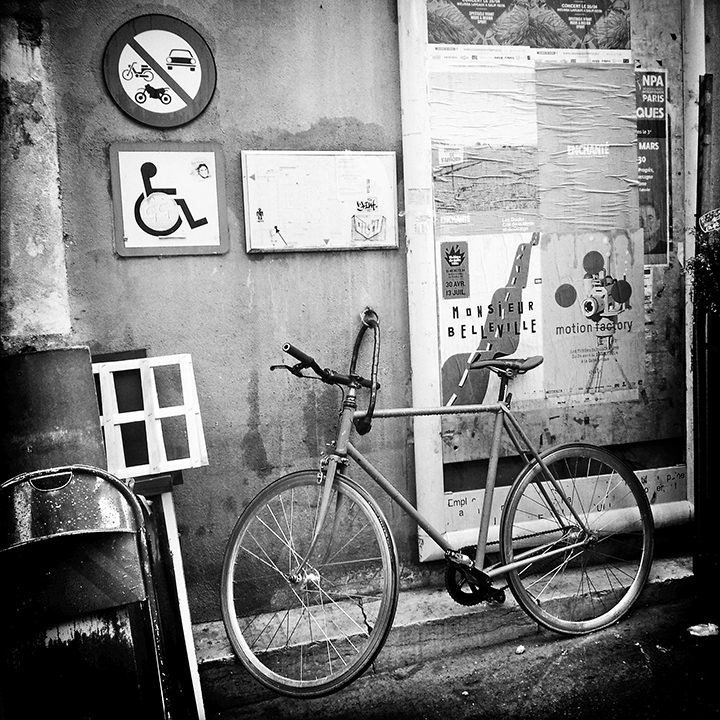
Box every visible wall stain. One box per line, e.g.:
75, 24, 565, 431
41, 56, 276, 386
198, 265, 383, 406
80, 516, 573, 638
1, 78, 43, 159
16, 16, 43, 48
240, 116, 395, 154
241, 368, 272, 476
223, 495, 238, 515
301, 384, 339, 458
539, 427, 556, 448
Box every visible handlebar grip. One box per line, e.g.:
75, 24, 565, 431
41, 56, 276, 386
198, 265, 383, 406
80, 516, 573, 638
283, 343, 315, 367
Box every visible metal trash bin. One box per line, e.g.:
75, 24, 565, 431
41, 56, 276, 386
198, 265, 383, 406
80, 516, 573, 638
0, 465, 169, 720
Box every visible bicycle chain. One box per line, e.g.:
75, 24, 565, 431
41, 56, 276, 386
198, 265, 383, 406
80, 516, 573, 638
467, 524, 572, 550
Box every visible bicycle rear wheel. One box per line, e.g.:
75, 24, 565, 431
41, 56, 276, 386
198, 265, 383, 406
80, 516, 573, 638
221, 470, 398, 697
500, 443, 653, 634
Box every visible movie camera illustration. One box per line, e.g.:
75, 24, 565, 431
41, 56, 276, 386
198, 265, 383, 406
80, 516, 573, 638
555, 249, 635, 394
580, 250, 633, 350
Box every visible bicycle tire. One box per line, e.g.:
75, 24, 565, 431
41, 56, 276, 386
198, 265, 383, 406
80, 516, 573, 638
499, 443, 654, 635
221, 470, 399, 697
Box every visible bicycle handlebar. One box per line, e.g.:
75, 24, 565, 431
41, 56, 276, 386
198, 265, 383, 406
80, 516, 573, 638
274, 308, 381, 435
280, 343, 377, 390
350, 308, 380, 435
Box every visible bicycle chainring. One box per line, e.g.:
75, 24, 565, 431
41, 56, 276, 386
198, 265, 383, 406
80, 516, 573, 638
444, 546, 505, 606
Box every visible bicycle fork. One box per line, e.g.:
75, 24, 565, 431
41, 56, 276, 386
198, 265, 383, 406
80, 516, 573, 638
289, 389, 358, 580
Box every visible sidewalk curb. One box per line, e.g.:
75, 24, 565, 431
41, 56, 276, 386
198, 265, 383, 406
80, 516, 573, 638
194, 556, 694, 707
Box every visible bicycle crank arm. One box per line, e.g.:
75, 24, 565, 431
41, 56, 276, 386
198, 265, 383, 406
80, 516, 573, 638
446, 550, 492, 587
446, 550, 506, 604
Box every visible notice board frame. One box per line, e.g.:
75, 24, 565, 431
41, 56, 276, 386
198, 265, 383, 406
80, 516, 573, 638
241, 150, 399, 253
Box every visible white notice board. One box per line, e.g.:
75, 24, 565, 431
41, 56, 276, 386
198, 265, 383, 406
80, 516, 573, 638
242, 151, 398, 252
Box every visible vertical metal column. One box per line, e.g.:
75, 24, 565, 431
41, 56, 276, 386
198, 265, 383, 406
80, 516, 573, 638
693, 73, 718, 615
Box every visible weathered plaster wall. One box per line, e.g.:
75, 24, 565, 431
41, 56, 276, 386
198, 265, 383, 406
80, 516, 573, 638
1, 9, 71, 340
2, 0, 415, 624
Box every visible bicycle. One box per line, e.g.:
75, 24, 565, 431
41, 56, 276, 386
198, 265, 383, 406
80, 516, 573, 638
220, 307, 654, 698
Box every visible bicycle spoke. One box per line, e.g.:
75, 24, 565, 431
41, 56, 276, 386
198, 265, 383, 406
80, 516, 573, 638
221, 472, 398, 696
242, 528, 292, 576
322, 520, 374, 566
501, 444, 653, 634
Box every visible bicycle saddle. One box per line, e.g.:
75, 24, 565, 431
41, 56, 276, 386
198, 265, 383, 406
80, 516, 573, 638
468, 356, 543, 375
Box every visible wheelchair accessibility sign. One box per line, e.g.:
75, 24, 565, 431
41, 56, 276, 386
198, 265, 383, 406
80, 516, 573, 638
110, 142, 228, 257
103, 14, 216, 128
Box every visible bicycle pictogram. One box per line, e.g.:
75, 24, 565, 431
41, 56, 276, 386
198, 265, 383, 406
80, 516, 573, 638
122, 62, 154, 82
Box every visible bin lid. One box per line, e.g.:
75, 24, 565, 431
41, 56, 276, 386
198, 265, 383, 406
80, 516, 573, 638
0, 467, 138, 551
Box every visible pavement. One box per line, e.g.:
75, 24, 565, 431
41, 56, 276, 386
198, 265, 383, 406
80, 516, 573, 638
194, 547, 719, 719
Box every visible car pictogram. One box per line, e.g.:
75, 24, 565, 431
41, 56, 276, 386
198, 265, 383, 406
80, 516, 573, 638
166, 48, 196, 70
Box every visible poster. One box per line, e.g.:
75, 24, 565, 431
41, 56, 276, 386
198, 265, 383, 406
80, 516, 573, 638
437, 229, 643, 408
430, 50, 637, 238
536, 62, 638, 234
427, 0, 631, 50
430, 47, 641, 407
540, 229, 643, 402
439, 233, 544, 407
430, 47, 539, 236
636, 69, 670, 265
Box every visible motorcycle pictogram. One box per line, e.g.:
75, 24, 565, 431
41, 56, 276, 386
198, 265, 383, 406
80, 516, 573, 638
134, 162, 208, 237
134, 84, 172, 105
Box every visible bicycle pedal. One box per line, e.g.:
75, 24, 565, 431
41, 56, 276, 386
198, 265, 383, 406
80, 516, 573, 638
485, 586, 506, 604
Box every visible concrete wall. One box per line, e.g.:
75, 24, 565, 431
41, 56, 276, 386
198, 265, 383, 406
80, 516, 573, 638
0, 0, 699, 627
1, 0, 415, 625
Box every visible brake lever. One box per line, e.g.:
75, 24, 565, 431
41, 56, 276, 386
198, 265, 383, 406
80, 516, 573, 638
270, 363, 304, 375
270, 362, 320, 379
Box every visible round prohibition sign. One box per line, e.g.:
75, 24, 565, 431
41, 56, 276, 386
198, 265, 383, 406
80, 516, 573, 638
103, 14, 216, 128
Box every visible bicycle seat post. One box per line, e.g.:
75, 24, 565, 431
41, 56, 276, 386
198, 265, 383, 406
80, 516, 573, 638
496, 373, 510, 403
474, 408, 505, 569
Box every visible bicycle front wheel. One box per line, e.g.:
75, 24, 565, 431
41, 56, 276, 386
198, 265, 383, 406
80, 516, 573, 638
221, 470, 399, 697
500, 443, 654, 635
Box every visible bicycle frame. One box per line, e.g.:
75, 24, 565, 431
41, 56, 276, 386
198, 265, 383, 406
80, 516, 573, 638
280, 309, 590, 585
309, 381, 591, 582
